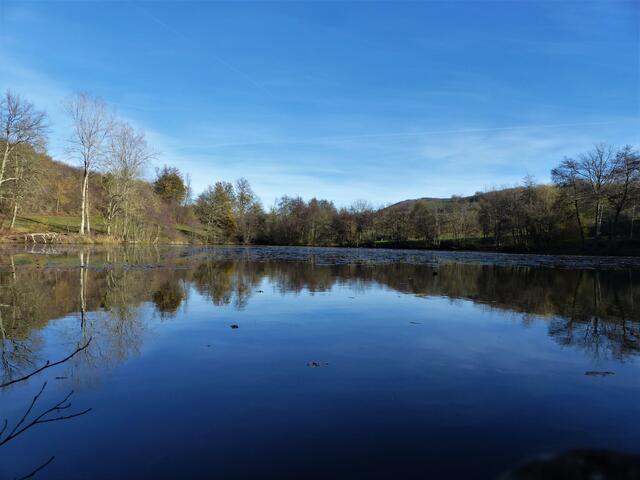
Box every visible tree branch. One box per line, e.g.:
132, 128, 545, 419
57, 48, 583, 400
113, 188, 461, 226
17, 456, 55, 480
0, 338, 92, 388
0, 381, 92, 447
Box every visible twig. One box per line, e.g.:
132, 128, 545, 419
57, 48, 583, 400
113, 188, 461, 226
17, 456, 55, 480
5, 383, 47, 443
0, 338, 92, 388
0, 382, 92, 447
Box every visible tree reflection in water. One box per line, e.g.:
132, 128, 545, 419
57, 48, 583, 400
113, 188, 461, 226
0, 246, 638, 478
0, 247, 637, 387
0, 340, 92, 479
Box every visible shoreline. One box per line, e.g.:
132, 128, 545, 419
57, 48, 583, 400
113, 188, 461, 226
1, 232, 638, 258
2, 243, 640, 271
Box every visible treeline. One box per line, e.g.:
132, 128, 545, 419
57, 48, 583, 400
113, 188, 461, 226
0, 91, 185, 242
189, 145, 640, 253
1, 90, 639, 252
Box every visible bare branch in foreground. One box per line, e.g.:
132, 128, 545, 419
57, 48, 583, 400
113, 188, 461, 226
16, 455, 55, 480
0, 338, 92, 389
0, 381, 91, 448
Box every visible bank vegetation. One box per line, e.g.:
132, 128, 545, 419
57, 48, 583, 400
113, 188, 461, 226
1, 90, 638, 254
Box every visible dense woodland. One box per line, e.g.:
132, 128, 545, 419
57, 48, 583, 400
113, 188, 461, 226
1, 90, 639, 253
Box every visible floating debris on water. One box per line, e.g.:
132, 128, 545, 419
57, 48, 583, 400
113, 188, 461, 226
307, 361, 329, 368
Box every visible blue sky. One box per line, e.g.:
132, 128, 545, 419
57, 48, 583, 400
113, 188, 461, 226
0, 1, 638, 207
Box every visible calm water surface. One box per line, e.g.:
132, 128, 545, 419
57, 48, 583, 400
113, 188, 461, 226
0, 246, 639, 479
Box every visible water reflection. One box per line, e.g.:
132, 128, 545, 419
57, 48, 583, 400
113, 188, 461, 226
0, 338, 93, 479
0, 247, 638, 386
152, 279, 186, 319
0, 246, 638, 479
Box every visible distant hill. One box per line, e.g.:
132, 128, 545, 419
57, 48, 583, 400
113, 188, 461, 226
383, 195, 470, 212
383, 187, 531, 212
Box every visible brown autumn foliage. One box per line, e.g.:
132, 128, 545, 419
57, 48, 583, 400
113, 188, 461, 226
1, 90, 639, 252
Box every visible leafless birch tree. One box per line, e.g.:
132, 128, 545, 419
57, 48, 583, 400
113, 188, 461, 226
66, 93, 112, 235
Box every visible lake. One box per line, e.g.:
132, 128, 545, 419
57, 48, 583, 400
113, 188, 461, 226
1, 246, 639, 479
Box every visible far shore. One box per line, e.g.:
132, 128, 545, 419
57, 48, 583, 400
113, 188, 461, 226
1, 231, 639, 258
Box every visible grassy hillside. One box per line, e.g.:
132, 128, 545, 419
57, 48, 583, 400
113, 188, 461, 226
13, 215, 106, 234
4, 215, 206, 244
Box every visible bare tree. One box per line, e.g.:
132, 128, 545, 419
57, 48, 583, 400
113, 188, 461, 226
606, 145, 640, 241
7, 145, 40, 229
577, 144, 617, 237
349, 200, 375, 246
0, 91, 47, 200
552, 158, 588, 248
103, 122, 154, 237
66, 93, 113, 235
446, 196, 478, 245
478, 188, 513, 248
410, 201, 438, 247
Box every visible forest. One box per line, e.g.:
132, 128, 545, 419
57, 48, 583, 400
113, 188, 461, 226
1, 90, 639, 254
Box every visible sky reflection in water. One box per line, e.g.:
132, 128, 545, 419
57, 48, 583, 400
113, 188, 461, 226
0, 246, 639, 479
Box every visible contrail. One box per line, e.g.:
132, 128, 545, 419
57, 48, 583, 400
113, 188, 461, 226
319, 121, 617, 141
175, 120, 619, 150
130, 3, 270, 94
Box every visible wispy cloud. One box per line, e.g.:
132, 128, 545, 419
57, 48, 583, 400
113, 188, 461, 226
129, 2, 271, 94
1, 0, 638, 208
